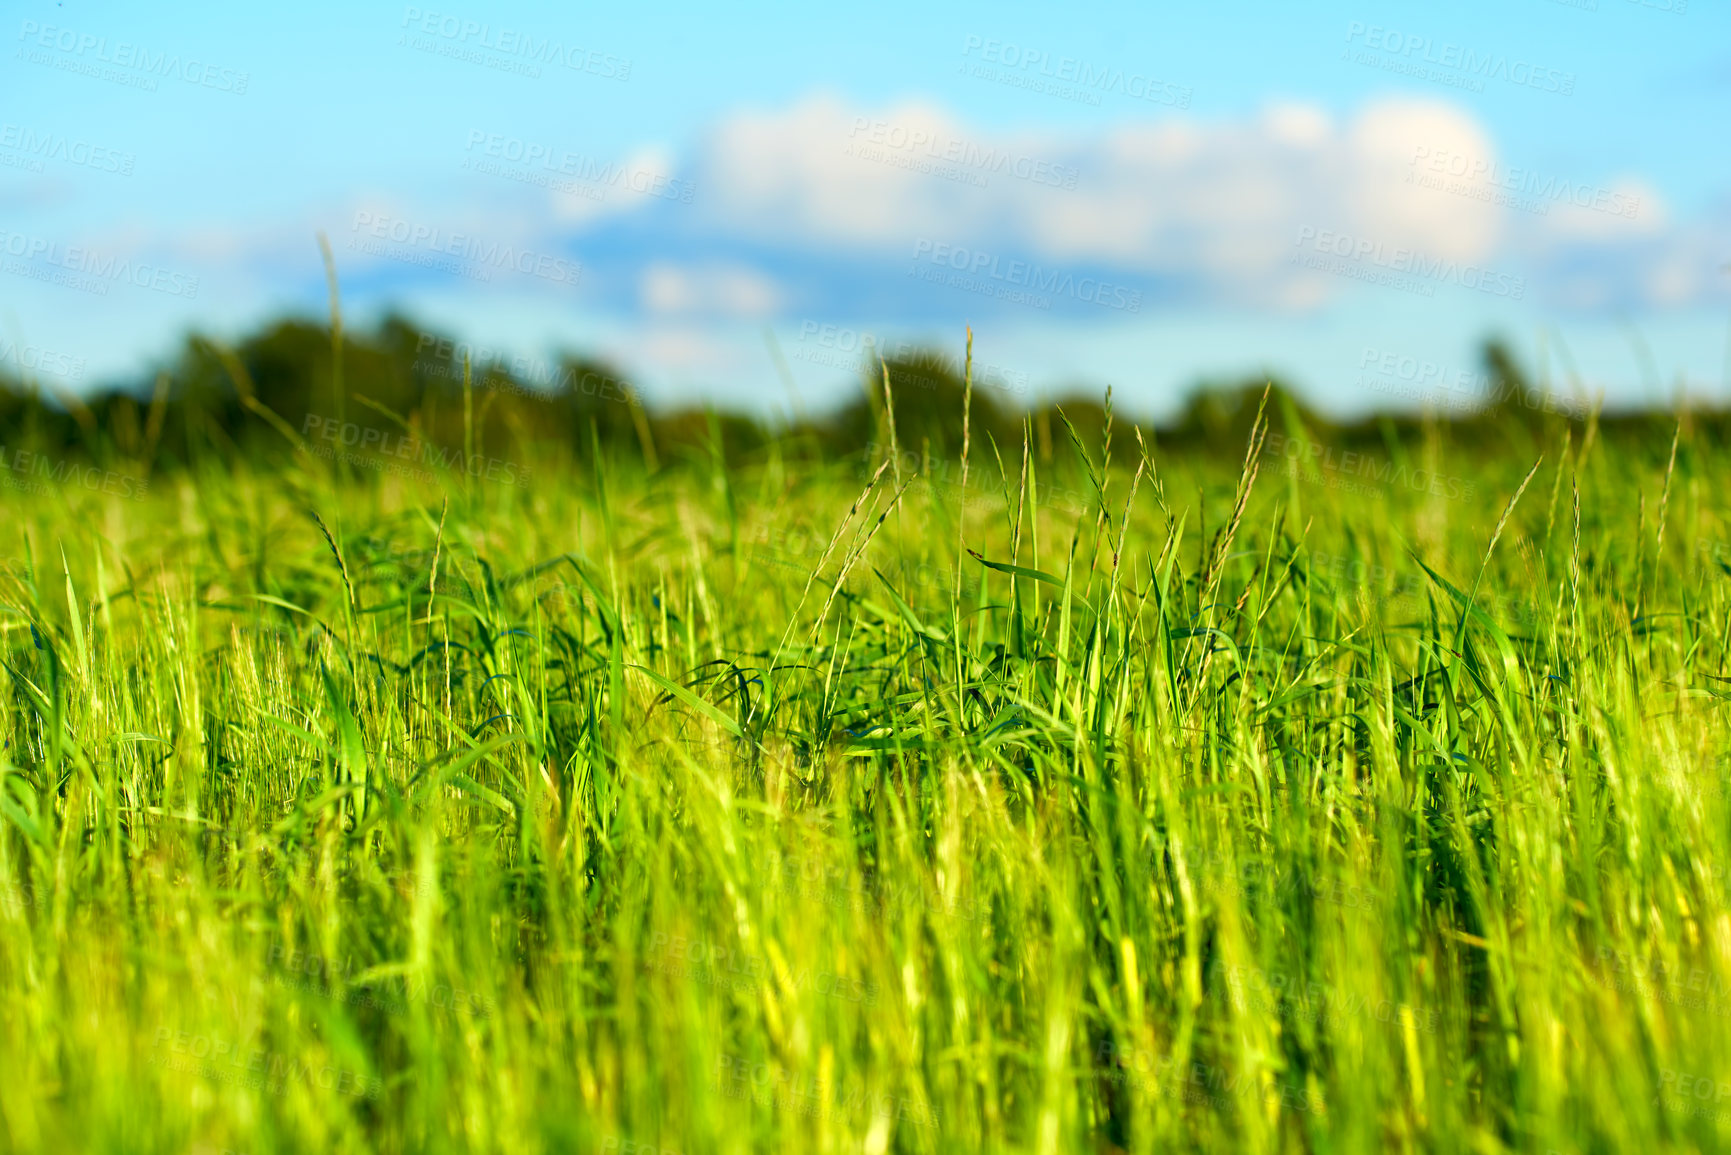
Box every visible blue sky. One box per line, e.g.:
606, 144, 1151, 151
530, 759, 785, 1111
2, 0, 1727, 419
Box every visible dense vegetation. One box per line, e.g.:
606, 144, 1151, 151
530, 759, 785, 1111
1, 319, 1725, 1153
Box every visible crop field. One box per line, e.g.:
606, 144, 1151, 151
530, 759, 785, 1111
1, 341, 1728, 1154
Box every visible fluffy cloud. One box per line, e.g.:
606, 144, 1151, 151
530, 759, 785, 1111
640, 261, 782, 318
647, 91, 1730, 317
685, 92, 1506, 309
1508, 178, 1731, 311
161, 92, 1726, 320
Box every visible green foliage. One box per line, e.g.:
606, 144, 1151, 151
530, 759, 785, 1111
0, 334, 1724, 1154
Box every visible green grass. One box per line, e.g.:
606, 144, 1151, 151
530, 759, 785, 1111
0, 380, 1726, 1154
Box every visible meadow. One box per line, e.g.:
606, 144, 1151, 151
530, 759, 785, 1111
1, 327, 1728, 1154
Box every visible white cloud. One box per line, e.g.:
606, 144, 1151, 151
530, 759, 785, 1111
1505, 178, 1731, 311
154, 92, 1727, 319
640, 261, 783, 318
697, 94, 980, 246
548, 144, 686, 225
688, 93, 1507, 308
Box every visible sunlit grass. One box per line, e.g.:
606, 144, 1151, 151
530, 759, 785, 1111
0, 374, 1725, 1154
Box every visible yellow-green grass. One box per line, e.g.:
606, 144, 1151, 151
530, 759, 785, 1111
0, 390, 1724, 1154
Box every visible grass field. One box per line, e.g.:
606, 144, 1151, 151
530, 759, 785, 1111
1, 354, 1728, 1153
